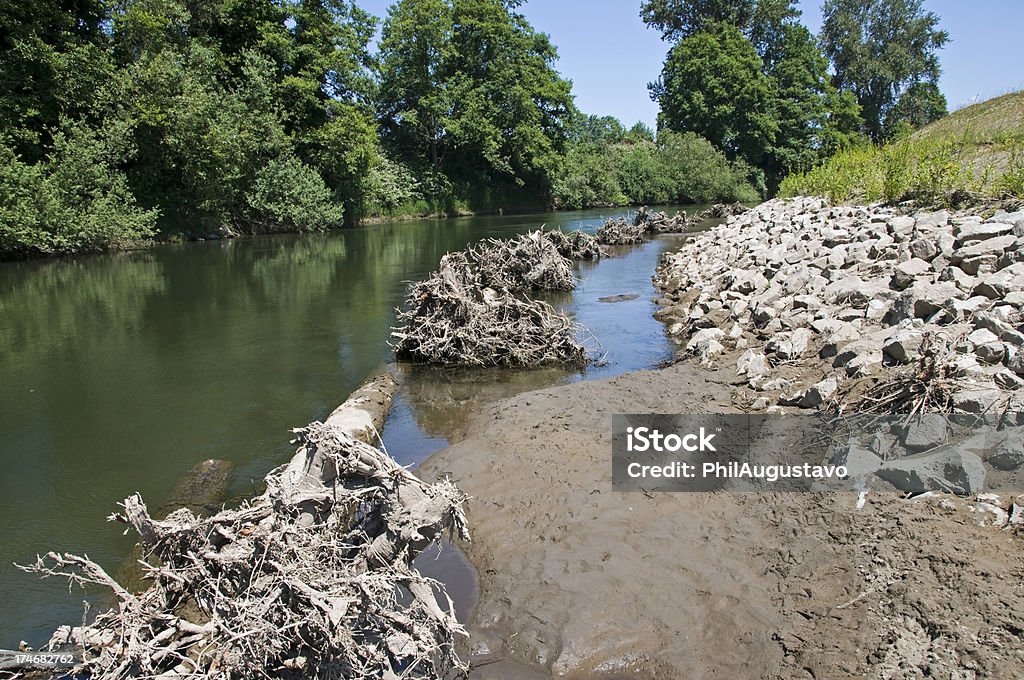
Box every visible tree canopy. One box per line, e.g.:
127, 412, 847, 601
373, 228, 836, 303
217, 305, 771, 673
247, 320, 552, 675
820, 0, 949, 141
647, 3, 863, 191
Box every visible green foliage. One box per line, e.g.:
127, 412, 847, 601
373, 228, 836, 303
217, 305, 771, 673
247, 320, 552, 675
820, 0, 948, 142
640, 0, 797, 46
552, 143, 628, 209
247, 155, 343, 232
0, 122, 157, 256
5, 0, 778, 257
552, 129, 758, 209
363, 154, 427, 216
378, 0, 574, 210
657, 131, 761, 203
646, 4, 864, 193
778, 135, 1014, 206
764, 23, 862, 183
652, 21, 778, 169
999, 151, 1024, 200
377, 0, 452, 175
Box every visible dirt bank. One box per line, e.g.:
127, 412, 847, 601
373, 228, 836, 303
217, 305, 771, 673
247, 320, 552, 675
419, 363, 1024, 679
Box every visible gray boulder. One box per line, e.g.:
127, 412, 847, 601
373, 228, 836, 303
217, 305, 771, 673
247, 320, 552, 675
876, 447, 986, 495
883, 329, 925, 363
736, 349, 770, 381
972, 263, 1024, 299
952, 234, 1017, 262
958, 254, 999, 276
951, 387, 1003, 414
768, 327, 815, 360
799, 376, 839, 408
915, 210, 950, 231
888, 281, 962, 322
909, 238, 939, 262
967, 327, 1005, 364
899, 414, 948, 452
891, 258, 932, 290
956, 221, 1014, 243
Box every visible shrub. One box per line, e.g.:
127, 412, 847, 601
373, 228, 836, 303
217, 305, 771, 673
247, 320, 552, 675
0, 121, 157, 257
246, 155, 344, 232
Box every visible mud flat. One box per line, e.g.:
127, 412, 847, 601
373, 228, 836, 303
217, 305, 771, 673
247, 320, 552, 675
419, 362, 1024, 679
419, 198, 1024, 679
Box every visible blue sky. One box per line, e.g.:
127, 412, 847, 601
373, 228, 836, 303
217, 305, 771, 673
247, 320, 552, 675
357, 1, 1024, 129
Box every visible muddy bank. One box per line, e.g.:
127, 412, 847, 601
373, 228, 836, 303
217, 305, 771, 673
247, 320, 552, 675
420, 363, 779, 678
418, 362, 1024, 678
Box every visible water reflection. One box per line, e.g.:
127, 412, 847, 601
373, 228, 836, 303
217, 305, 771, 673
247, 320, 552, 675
0, 205, 703, 647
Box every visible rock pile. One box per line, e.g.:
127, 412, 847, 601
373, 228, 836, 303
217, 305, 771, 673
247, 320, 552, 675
654, 197, 1024, 415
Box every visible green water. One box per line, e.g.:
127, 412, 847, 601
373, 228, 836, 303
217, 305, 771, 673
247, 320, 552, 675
0, 206, 705, 647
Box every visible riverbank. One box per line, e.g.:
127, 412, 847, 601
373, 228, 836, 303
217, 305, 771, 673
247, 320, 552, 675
653, 197, 1024, 418
418, 363, 1024, 678
416, 197, 1024, 678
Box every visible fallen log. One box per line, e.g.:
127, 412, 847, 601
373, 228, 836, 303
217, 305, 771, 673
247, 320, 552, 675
115, 458, 234, 595
14, 382, 467, 679
324, 369, 399, 445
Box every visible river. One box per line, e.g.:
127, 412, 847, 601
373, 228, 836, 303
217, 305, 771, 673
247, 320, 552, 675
0, 205, 709, 648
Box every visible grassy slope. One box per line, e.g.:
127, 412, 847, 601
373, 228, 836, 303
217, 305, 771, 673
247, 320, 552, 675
779, 90, 1024, 205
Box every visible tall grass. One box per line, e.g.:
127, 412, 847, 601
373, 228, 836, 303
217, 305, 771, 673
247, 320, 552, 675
780, 135, 1024, 206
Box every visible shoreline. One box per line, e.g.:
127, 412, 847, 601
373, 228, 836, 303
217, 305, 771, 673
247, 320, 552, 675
416, 197, 1024, 678
0, 202, 697, 263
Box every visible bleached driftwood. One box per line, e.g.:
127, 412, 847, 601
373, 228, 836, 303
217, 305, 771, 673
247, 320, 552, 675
596, 217, 645, 245
470, 231, 575, 292
324, 371, 399, 445
391, 252, 591, 368
16, 398, 469, 679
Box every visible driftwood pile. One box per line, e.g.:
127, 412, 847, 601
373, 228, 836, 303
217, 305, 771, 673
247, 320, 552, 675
542, 228, 605, 260
633, 207, 689, 233
470, 232, 575, 292
698, 202, 748, 219
17, 423, 471, 679
596, 217, 646, 245
391, 252, 590, 368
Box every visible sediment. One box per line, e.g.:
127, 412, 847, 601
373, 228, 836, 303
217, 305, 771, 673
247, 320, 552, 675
419, 363, 1024, 679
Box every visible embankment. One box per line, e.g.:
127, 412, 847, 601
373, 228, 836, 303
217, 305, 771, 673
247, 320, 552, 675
653, 197, 1024, 418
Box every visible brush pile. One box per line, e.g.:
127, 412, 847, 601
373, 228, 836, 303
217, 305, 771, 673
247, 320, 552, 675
391, 252, 590, 368
634, 207, 690, 233
597, 217, 646, 245
471, 231, 575, 292
18, 423, 471, 679
851, 332, 980, 414
542, 229, 606, 260
697, 202, 749, 219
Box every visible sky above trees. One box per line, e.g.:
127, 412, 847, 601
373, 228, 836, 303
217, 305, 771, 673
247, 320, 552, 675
359, 0, 1024, 129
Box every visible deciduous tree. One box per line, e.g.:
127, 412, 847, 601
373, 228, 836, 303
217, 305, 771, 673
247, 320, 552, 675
820, 0, 948, 141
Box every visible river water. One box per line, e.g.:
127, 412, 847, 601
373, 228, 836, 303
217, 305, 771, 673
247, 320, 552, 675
0, 205, 708, 648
